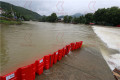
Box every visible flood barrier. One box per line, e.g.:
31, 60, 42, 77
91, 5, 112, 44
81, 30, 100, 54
58, 49, 63, 61
49, 54, 54, 68
0, 41, 83, 80
53, 51, 58, 64
18, 63, 36, 80
44, 55, 50, 70
62, 48, 66, 57
36, 58, 44, 75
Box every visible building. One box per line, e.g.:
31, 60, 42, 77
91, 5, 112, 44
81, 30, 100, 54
58, 18, 64, 22
0, 8, 6, 17
0, 8, 6, 14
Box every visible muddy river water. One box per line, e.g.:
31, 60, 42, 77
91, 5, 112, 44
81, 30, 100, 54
0, 22, 119, 76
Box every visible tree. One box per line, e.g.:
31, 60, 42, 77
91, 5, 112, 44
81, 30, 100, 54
94, 6, 120, 26
94, 8, 108, 25
41, 16, 47, 22
85, 13, 94, 24
72, 17, 79, 24
50, 13, 57, 22
107, 7, 120, 26
63, 15, 68, 23
68, 16, 72, 23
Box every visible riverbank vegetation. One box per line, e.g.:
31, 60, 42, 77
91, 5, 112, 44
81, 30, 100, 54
39, 6, 120, 26
39, 13, 57, 22
0, 17, 22, 25
0, 20, 22, 25
0, 1, 41, 25
1, 1, 120, 26
63, 6, 120, 26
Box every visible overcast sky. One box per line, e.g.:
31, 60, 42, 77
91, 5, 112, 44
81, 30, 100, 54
1, 0, 120, 16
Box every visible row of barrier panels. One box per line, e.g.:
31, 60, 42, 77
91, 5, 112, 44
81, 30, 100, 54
0, 41, 83, 80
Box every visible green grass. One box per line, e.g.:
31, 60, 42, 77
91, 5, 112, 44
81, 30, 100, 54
0, 20, 22, 25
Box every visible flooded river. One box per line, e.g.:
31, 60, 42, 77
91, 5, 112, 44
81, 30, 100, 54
0, 22, 119, 76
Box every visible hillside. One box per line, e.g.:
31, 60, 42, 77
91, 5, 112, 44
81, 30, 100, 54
0, 1, 41, 20
58, 13, 83, 19
72, 13, 83, 18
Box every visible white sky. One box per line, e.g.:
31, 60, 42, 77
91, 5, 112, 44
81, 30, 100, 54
1, 0, 120, 16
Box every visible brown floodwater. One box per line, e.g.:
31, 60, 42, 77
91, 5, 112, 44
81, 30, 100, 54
0, 22, 116, 76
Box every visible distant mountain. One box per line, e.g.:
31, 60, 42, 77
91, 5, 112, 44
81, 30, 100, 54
72, 13, 83, 18
0, 1, 41, 20
58, 13, 83, 19
58, 15, 64, 19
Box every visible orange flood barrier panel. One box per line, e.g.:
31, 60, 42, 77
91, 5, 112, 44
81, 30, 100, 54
71, 43, 76, 51
79, 41, 83, 48
0, 41, 83, 80
62, 47, 66, 57
18, 63, 36, 80
66, 45, 71, 54
36, 58, 44, 75
0, 70, 20, 80
49, 54, 54, 67
53, 51, 58, 64
75, 42, 79, 49
58, 49, 63, 61
44, 55, 50, 70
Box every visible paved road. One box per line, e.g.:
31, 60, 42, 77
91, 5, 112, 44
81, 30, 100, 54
35, 46, 115, 80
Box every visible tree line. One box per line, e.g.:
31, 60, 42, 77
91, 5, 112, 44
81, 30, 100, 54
64, 6, 120, 26
40, 6, 120, 26
39, 13, 57, 22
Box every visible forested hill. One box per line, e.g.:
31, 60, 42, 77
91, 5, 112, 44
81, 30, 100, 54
0, 1, 41, 20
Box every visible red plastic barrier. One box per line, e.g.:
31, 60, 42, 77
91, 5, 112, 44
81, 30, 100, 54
66, 45, 71, 54
62, 48, 66, 57
79, 41, 83, 48
64, 47, 67, 55
69, 45, 71, 52
79, 42, 81, 48
64, 46, 68, 55
36, 58, 44, 75
44, 55, 50, 70
58, 49, 62, 61
53, 51, 58, 64
70, 43, 76, 51
75, 42, 79, 49
1, 70, 20, 80
76, 42, 80, 49
49, 54, 54, 67
19, 63, 36, 80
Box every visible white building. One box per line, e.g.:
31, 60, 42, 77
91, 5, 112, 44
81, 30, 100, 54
0, 8, 5, 15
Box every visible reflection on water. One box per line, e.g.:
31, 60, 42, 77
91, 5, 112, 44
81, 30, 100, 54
0, 22, 117, 76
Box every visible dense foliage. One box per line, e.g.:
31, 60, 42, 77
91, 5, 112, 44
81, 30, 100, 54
63, 15, 72, 23
39, 13, 57, 22
94, 7, 120, 26
0, 1, 41, 21
63, 6, 120, 26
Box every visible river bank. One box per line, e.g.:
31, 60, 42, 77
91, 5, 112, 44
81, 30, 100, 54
0, 20, 22, 25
